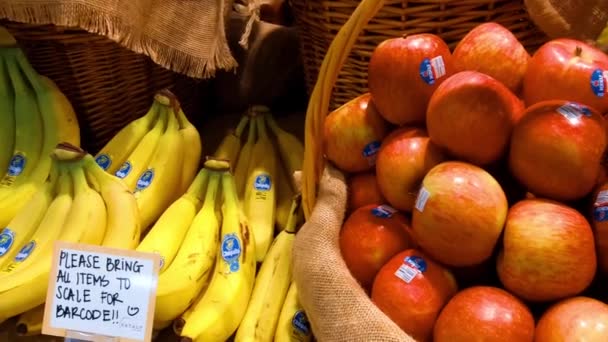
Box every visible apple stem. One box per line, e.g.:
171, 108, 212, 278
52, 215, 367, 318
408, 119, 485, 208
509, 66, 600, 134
575, 46, 583, 57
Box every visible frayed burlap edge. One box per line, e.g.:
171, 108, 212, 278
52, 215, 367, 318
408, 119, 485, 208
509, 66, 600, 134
0, 2, 238, 79
292, 164, 415, 342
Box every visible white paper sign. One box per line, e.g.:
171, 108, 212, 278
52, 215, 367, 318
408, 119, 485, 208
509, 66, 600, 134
42, 242, 160, 342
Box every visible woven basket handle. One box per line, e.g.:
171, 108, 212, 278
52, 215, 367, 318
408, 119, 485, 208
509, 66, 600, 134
301, 0, 385, 219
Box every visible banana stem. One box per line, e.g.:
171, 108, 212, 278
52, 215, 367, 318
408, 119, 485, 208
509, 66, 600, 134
202, 172, 221, 209
48, 158, 61, 185
144, 102, 162, 129
69, 163, 89, 195
256, 113, 269, 139
186, 168, 211, 199
0, 58, 12, 96
284, 193, 302, 234
14, 49, 43, 94
0, 27, 17, 46
221, 172, 239, 213
234, 115, 250, 138
55, 164, 73, 196
4, 54, 29, 94
245, 115, 257, 145
176, 109, 191, 130
265, 112, 283, 136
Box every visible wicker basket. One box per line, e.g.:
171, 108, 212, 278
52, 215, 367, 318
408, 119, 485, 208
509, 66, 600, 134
1, 21, 207, 154
290, 0, 548, 110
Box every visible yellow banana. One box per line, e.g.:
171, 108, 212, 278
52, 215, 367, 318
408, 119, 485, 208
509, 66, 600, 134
0, 170, 56, 270
235, 194, 301, 342
235, 114, 257, 199
244, 115, 277, 262
0, 165, 72, 280
213, 114, 250, 169
275, 153, 297, 232
0, 55, 15, 178
180, 170, 257, 342
0, 51, 44, 190
173, 286, 208, 336
264, 110, 303, 191
136, 168, 209, 273
134, 95, 184, 231
95, 102, 160, 174
176, 105, 202, 194
16, 304, 45, 337
83, 155, 141, 250
0, 49, 80, 226
154, 167, 222, 325
274, 282, 312, 342
116, 104, 167, 191
64, 161, 107, 246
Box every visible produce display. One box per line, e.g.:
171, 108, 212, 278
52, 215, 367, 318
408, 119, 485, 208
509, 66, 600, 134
0, 28, 311, 340
325, 21, 608, 341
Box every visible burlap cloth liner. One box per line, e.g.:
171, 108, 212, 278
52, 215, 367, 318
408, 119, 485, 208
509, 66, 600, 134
293, 164, 415, 342
0, 0, 257, 79
524, 0, 608, 42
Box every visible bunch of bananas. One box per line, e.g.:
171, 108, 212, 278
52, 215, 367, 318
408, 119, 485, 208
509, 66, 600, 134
0, 31, 80, 229
227, 106, 305, 262
94, 90, 202, 231
138, 157, 310, 341
0, 143, 140, 331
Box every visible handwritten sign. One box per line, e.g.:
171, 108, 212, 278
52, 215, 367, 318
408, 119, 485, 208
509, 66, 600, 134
42, 242, 160, 342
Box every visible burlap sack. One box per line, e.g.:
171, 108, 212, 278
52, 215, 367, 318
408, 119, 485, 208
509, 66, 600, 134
293, 164, 415, 342
524, 0, 608, 42
0, 0, 252, 79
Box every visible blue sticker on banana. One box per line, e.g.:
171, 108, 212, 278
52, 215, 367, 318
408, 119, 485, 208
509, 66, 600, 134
221, 234, 242, 272
292, 311, 311, 336
254, 174, 272, 191
115, 161, 132, 179
0, 228, 15, 257
95, 154, 112, 171
14, 240, 36, 262
591, 69, 607, 97
8, 153, 26, 177
135, 169, 155, 191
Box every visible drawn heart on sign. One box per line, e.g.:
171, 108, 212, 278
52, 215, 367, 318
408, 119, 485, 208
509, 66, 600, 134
127, 306, 140, 317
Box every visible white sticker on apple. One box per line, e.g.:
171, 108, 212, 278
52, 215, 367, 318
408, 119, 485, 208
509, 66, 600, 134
415, 187, 430, 212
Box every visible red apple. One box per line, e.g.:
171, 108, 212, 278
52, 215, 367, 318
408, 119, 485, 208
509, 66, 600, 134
591, 182, 608, 275
375, 127, 446, 212
434, 286, 535, 342
497, 198, 597, 302
453, 22, 530, 93
340, 204, 414, 291
323, 93, 389, 172
371, 249, 458, 342
368, 34, 454, 125
509, 100, 607, 201
523, 38, 608, 113
535, 297, 608, 342
347, 172, 385, 212
411, 161, 508, 267
427, 71, 524, 165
